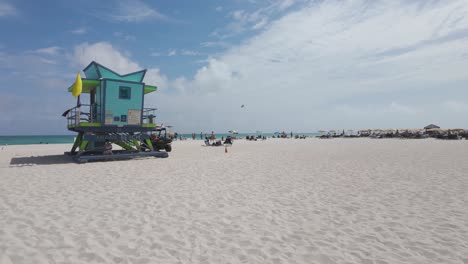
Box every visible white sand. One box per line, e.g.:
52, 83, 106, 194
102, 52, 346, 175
1, 138, 468, 264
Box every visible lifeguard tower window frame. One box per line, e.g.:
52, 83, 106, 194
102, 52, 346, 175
119, 86, 131, 99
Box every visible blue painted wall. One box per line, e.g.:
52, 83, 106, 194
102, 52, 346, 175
104, 80, 143, 126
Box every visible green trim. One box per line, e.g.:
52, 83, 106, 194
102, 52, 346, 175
144, 85, 157, 94
67, 79, 101, 93
80, 139, 88, 151
114, 141, 134, 151
71, 132, 83, 154
132, 139, 141, 151
72, 123, 156, 129
145, 138, 154, 151
68, 122, 102, 128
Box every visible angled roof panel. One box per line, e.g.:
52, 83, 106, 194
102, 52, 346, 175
83, 62, 100, 79
82, 61, 146, 82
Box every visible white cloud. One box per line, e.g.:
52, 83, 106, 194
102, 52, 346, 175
443, 101, 468, 113
212, 0, 298, 38
251, 17, 268, 30
71, 27, 87, 34
334, 102, 420, 117
277, 0, 295, 11
190, 58, 242, 94
150, 49, 199, 57
0, 1, 16, 17
102, 0, 167, 22
144, 68, 168, 91
181, 49, 200, 56
200, 41, 231, 48
33, 46, 61, 56
215, 6, 223, 12
39, 58, 57, 65
113, 31, 136, 41
72, 42, 140, 73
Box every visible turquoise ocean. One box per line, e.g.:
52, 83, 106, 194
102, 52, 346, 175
0, 133, 320, 146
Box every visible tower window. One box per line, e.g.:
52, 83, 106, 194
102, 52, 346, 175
119, 86, 131, 99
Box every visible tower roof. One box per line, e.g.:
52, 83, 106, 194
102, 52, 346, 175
83, 61, 146, 83
67, 61, 158, 94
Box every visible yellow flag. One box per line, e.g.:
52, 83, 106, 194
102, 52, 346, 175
72, 72, 82, 97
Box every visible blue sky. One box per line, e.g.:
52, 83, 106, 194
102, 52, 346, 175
1, 0, 468, 135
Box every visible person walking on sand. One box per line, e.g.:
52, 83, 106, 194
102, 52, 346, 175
211, 131, 215, 140
200, 132, 203, 140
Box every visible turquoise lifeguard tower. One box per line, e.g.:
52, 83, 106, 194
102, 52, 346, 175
64, 61, 168, 162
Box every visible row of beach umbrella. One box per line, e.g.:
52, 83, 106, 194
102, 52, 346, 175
319, 128, 466, 134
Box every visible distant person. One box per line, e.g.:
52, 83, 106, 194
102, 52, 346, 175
200, 132, 203, 140
224, 136, 233, 145
211, 131, 215, 140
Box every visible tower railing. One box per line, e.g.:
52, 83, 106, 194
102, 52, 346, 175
142, 108, 157, 126
67, 105, 155, 128
66, 104, 98, 127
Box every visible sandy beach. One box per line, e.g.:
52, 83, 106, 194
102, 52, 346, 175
1, 138, 467, 264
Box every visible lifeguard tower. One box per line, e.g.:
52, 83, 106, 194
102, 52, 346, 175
64, 61, 168, 162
